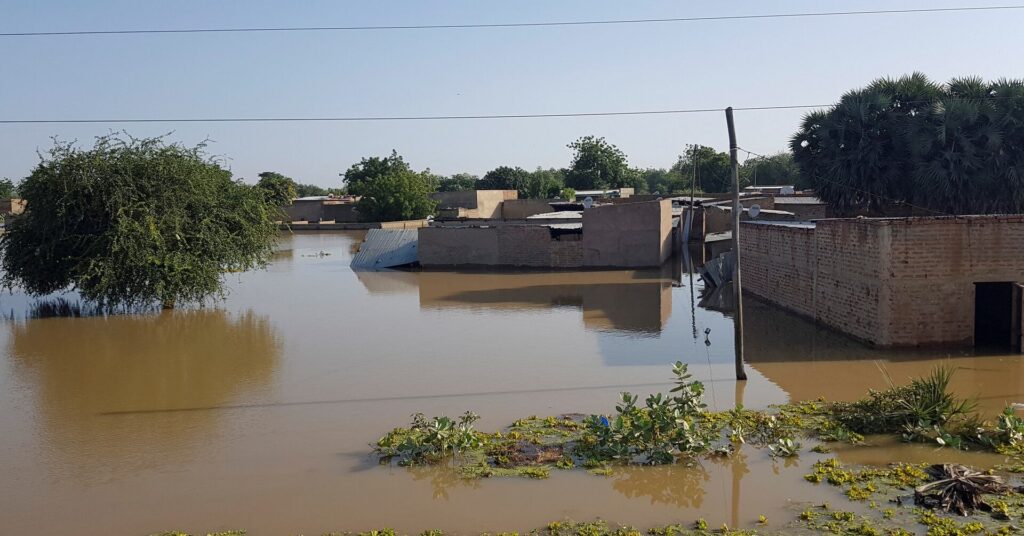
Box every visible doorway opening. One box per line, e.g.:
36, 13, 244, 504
974, 282, 1022, 351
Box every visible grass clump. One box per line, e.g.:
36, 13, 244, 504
830, 366, 980, 448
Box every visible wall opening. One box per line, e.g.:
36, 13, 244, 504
974, 282, 1021, 351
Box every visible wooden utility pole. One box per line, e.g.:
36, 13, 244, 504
726, 107, 748, 381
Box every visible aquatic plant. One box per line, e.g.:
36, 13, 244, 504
767, 437, 801, 458
578, 362, 712, 465
374, 411, 484, 465
830, 366, 979, 448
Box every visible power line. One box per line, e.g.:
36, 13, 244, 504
2, 5, 1022, 37
2, 95, 1021, 124
0, 104, 832, 125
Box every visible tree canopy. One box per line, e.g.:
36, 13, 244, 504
671, 145, 735, 194
0, 178, 16, 199
739, 152, 807, 189
565, 136, 640, 191
346, 151, 437, 222
342, 150, 412, 194
1, 134, 277, 309
436, 173, 478, 192
256, 171, 297, 206
295, 182, 328, 197
791, 73, 1024, 215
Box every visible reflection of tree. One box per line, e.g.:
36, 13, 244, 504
611, 462, 710, 508
7, 309, 281, 482
407, 464, 481, 501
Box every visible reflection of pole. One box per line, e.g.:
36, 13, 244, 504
731, 375, 746, 528
726, 107, 748, 381
687, 252, 698, 341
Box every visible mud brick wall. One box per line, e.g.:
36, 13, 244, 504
742, 215, 1024, 347
739, 223, 819, 320
419, 226, 584, 268
885, 216, 1024, 346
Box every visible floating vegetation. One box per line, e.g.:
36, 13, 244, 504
368, 365, 1024, 535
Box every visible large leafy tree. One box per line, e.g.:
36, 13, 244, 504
791, 73, 1024, 215
355, 169, 437, 222
478, 166, 529, 192
565, 136, 640, 190
739, 152, 807, 189
342, 150, 412, 194
0, 178, 16, 199
671, 145, 734, 193
256, 171, 297, 206
345, 151, 437, 222
522, 167, 566, 199
436, 173, 478, 192
1, 134, 277, 309
295, 183, 328, 197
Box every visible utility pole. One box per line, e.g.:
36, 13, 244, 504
726, 107, 748, 381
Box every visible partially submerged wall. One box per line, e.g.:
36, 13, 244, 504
741, 220, 889, 345
418, 226, 583, 268
419, 199, 671, 268
885, 216, 1024, 346
741, 216, 1024, 347
582, 199, 672, 267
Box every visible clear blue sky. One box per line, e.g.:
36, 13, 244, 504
1, 0, 1021, 187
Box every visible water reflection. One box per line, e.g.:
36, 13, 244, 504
610, 462, 710, 508
7, 309, 281, 481
417, 271, 674, 335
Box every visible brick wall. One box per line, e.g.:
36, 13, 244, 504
740, 223, 818, 319
742, 215, 1024, 347
885, 216, 1024, 346
419, 225, 584, 268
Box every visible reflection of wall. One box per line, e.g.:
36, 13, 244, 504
416, 271, 672, 334
7, 309, 281, 482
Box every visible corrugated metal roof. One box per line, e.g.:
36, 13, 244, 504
350, 229, 420, 270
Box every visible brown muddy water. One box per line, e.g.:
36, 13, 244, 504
1, 231, 1021, 535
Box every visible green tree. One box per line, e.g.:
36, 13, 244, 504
522, 167, 566, 199
355, 169, 437, 222
792, 73, 1024, 215
671, 145, 734, 194
256, 172, 297, 206
0, 178, 16, 199
0, 134, 277, 309
343, 150, 411, 194
739, 152, 807, 189
436, 173, 478, 192
295, 183, 328, 197
565, 136, 640, 191
478, 166, 530, 192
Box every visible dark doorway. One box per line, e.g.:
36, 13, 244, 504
975, 282, 1022, 351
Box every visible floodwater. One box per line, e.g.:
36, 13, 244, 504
1, 231, 1021, 535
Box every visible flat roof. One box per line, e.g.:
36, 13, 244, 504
743, 220, 817, 229
527, 211, 583, 219
774, 197, 825, 205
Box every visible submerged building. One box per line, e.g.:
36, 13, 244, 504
741, 215, 1024, 350
418, 199, 674, 269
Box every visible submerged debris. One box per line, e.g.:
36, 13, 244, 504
914, 464, 1008, 516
